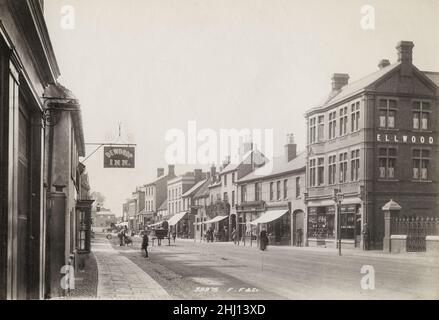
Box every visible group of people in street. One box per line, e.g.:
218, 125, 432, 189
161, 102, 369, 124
117, 226, 133, 246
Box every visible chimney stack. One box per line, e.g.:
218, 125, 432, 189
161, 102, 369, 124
241, 135, 254, 156
396, 41, 414, 76
168, 164, 175, 176
223, 156, 231, 168
378, 59, 390, 69
157, 168, 164, 178
210, 164, 216, 178
194, 169, 203, 182
331, 73, 349, 91
285, 134, 297, 162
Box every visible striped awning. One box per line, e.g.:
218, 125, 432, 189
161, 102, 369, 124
250, 210, 288, 225
204, 215, 228, 224
167, 212, 188, 226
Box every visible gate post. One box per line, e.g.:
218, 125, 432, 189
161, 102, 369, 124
382, 199, 401, 252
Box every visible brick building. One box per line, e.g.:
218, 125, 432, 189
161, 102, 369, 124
304, 41, 439, 250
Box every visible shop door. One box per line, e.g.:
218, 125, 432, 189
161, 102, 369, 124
16, 107, 31, 299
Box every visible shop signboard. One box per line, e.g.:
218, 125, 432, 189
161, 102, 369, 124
103, 146, 135, 168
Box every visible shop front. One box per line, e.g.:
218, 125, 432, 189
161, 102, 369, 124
250, 209, 291, 246
307, 202, 361, 248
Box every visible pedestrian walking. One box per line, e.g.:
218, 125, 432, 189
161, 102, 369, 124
118, 230, 124, 246
208, 227, 214, 242
362, 223, 370, 250
231, 227, 237, 245
141, 230, 149, 258
259, 227, 268, 251
296, 228, 303, 247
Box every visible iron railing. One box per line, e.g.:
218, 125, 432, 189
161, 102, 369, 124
391, 217, 439, 252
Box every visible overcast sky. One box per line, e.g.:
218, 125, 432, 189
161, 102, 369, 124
44, 0, 439, 215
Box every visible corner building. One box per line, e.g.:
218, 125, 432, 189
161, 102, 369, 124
304, 41, 439, 250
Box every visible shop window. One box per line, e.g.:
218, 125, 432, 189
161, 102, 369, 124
378, 147, 397, 179
339, 152, 348, 183
351, 101, 360, 132
350, 149, 360, 181
413, 149, 430, 181
413, 101, 430, 131
379, 99, 397, 129
328, 111, 337, 139
340, 205, 357, 239
328, 155, 337, 185
307, 207, 335, 239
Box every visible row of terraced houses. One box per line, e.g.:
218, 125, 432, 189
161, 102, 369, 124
123, 40, 439, 254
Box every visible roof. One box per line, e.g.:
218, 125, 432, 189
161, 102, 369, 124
43, 83, 85, 157
238, 151, 306, 183
145, 173, 176, 186
182, 179, 209, 197
423, 71, 439, 88
308, 63, 439, 116
157, 199, 167, 211
307, 63, 400, 114
193, 179, 211, 199
220, 149, 266, 174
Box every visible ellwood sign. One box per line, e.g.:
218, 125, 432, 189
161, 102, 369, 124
103, 146, 135, 168
376, 133, 435, 144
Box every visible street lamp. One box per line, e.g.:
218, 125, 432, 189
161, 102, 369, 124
334, 190, 344, 256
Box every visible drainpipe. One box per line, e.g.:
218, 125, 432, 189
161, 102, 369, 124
43, 100, 54, 299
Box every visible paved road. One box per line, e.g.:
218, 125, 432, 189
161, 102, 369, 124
100, 234, 439, 300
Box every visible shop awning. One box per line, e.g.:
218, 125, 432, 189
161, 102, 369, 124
148, 221, 163, 227
250, 210, 288, 225
204, 215, 228, 224
167, 212, 188, 226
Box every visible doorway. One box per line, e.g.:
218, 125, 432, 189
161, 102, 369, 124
293, 210, 304, 246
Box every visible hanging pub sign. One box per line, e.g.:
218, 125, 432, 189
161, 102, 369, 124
103, 146, 135, 168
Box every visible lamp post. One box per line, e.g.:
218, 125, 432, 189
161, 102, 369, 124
334, 191, 344, 256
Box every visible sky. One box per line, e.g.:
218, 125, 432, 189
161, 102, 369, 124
44, 0, 439, 215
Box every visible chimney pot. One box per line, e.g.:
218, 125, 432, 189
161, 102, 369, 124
157, 168, 165, 178
168, 164, 175, 176
331, 73, 349, 91
378, 59, 390, 69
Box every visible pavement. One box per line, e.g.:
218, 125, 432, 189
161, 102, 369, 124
92, 236, 171, 300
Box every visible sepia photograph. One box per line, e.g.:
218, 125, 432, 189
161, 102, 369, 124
0, 0, 438, 308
